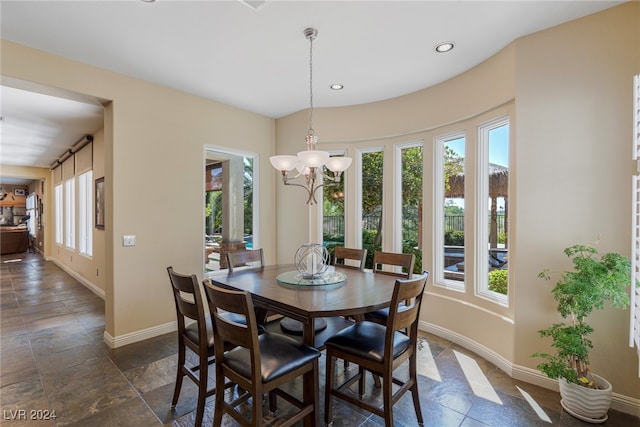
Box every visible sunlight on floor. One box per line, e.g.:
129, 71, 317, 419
454, 350, 503, 404
516, 386, 552, 423
417, 339, 442, 381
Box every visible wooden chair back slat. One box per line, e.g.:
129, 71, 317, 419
226, 248, 265, 273
333, 247, 367, 271
372, 250, 414, 279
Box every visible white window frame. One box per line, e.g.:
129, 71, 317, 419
64, 178, 75, 249
434, 131, 466, 291
78, 170, 93, 256
55, 183, 63, 245
475, 116, 509, 306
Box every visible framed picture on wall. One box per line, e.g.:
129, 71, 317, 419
95, 177, 105, 229
14, 188, 26, 196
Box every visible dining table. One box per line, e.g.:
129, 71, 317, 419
205, 263, 399, 427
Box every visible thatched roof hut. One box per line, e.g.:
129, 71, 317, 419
446, 163, 509, 248
446, 163, 508, 199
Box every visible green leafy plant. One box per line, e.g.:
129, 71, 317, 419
531, 243, 632, 389
488, 269, 508, 295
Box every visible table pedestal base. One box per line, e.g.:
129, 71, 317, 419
280, 317, 327, 335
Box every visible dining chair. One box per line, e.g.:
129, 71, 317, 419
324, 273, 429, 427
331, 246, 368, 369
333, 247, 367, 271
166, 267, 215, 427
226, 248, 264, 273
365, 250, 415, 325
203, 282, 321, 427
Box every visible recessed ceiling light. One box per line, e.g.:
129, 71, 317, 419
435, 42, 455, 53
330, 84, 344, 90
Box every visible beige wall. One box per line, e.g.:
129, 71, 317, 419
275, 2, 640, 408
512, 3, 639, 400
1, 40, 277, 344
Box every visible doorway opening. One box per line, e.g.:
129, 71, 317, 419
204, 147, 259, 271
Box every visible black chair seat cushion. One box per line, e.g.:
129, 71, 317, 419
224, 332, 320, 383
324, 321, 409, 363
364, 303, 408, 324
185, 313, 265, 348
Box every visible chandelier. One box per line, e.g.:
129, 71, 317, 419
269, 28, 352, 205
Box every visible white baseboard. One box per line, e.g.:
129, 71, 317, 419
48, 257, 105, 299
419, 320, 640, 418
102, 321, 176, 349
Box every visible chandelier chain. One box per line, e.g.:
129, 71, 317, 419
308, 30, 314, 137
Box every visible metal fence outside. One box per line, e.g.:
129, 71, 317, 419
323, 212, 505, 237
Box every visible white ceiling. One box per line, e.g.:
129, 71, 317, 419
0, 0, 624, 173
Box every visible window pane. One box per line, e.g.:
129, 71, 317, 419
78, 171, 93, 256
64, 178, 75, 249
443, 137, 465, 285
401, 145, 423, 274
55, 184, 63, 245
323, 153, 346, 251
243, 156, 253, 248
361, 150, 383, 269
486, 122, 509, 297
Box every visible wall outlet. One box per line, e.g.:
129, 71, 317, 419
123, 235, 136, 247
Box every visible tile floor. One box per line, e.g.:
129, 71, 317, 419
1, 252, 638, 426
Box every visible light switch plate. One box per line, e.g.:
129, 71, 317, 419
123, 235, 136, 247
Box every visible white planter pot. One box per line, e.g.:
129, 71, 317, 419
559, 373, 612, 423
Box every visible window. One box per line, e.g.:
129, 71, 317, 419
477, 118, 509, 304
78, 170, 93, 256
435, 133, 466, 290
55, 183, 63, 245
395, 142, 423, 274
323, 152, 348, 249
64, 178, 75, 249
359, 148, 384, 269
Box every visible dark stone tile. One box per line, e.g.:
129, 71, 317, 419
73, 310, 105, 329
141, 380, 201, 423
25, 313, 81, 333
123, 354, 177, 394
0, 331, 30, 353
1, 345, 38, 387
68, 298, 104, 314
0, 396, 55, 427
62, 396, 161, 427
107, 337, 176, 372
16, 290, 62, 307
0, 375, 46, 406
460, 417, 492, 426
46, 372, 139, 425
19, 300, 70, 322
29, 322, 89, 356
466, 389, 556, 427
0, 313, 27, 337
0, 295, 19, 310
40, 355, 121, 395
35, 341, 108, 375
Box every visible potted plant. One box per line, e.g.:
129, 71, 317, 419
531, 243, 633, 423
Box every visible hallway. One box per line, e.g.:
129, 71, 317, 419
1, 252, 637, 426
